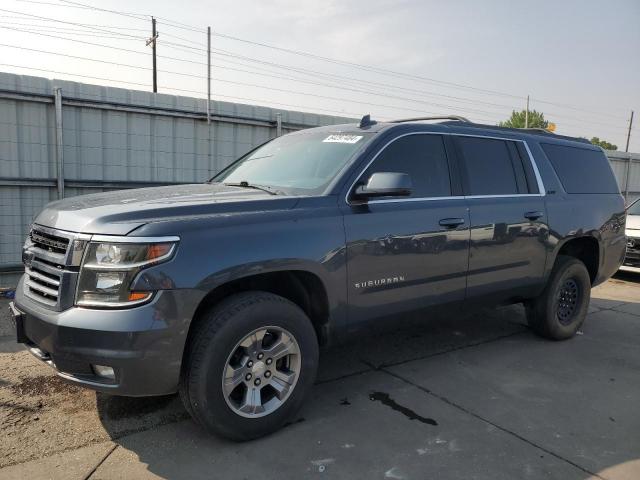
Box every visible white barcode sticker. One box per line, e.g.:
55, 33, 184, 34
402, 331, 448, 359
323, 134, 363, 144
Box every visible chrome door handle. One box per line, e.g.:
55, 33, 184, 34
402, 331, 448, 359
439, 218, 465, 228
524, 211, 543, 221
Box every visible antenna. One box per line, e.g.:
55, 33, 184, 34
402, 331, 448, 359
359, 114, 377, 128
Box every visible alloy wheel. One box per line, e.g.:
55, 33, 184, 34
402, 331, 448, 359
222, 326, 301, 418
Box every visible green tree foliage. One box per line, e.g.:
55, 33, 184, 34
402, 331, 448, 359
499, 110, 548, 129
589, 137, 617, 151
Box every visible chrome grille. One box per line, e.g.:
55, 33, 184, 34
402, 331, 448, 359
24, 265, 61, 306
22, 226, 90, 310
30, 229, 69, 254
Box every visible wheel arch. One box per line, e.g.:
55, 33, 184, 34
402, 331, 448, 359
553, 235, 601, 284
186, 269, 332, 360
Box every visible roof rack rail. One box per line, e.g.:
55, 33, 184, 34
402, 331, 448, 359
389, 115, 471, 123
519, 128, 555, 135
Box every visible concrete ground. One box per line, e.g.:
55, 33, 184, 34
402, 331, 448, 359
1, 273, 639, 480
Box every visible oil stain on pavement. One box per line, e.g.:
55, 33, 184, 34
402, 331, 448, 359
369, 391, 438, 426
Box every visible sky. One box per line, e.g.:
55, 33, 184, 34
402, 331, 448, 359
1, 0, 639, 150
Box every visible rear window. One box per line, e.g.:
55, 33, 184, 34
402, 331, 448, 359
541, 143, 619, 194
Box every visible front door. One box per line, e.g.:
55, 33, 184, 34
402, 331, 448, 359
342, 133, 470, 327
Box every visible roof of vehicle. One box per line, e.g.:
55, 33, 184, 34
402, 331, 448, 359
310, 116, 598, 150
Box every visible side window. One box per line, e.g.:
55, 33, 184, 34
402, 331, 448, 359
541, 143, 619, 194
361, 135, 452, 198
514, 142, 540, 194
456, 137, 519, 195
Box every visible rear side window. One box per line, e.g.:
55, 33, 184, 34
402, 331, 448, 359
362, 134, 452, 198
541, 143, 620, 194
456, 137, 519, 195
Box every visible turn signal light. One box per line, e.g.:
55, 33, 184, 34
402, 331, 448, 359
147, 244, 172, 260
128, 292, 152, 302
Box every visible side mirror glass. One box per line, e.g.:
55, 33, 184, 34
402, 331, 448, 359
353, 172, 412, 200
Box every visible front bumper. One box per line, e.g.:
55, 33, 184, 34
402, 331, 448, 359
12, 277, 203, 396
622, 235, 640, 270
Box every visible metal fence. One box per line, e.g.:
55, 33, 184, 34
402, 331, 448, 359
607, 151, 640, 205
0, 71, 353, 286
1, 71, 639, 287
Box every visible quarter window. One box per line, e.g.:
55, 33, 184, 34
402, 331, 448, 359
541, 143, 619, 194
361, 135, 452, 198
456, 137, 519, 195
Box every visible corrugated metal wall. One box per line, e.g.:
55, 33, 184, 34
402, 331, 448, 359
1, 72, 639, 287
0, 72, 353, 286
607, 151, 640, 205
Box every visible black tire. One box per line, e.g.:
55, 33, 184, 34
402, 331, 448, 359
525, 255, 591, 340
180, 291, 319, 441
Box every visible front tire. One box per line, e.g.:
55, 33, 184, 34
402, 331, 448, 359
180, 291, 319, 441
525, 255, 591, 340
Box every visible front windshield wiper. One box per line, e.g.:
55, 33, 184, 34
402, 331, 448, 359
223, 181, 284, 196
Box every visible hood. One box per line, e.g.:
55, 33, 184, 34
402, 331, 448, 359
34, 183, 299, 235
627, 213, 640, 233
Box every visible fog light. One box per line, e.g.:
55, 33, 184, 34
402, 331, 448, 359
93, 364, 115, 380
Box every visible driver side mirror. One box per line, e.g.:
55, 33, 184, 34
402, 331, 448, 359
353, 172, 412, 200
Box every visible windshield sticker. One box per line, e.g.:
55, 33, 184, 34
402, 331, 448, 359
323, 134, 363, 144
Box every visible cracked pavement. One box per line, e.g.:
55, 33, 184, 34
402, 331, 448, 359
1, 273, 639, 479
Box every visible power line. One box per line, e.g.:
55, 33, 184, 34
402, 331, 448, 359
3, 8, 634, 133
0, 17, 149, 31
0, 25, 519, 116
0, 24, 150, 56
0, 62, 502, 123
53, 0, 148, 21
0, 23, 146, 40
0, 26, 628, 133
0, 9, 626, 126
0, 42, 511, 120
0, 7, 144, 40
17, 0, 635, 118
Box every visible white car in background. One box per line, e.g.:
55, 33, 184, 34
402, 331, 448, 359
621, 198, 640, 273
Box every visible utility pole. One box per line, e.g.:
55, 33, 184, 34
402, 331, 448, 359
146, 17, 158, 93
525, 95, 530, 128
625, 110, 634, 152
207, 26, 211, 124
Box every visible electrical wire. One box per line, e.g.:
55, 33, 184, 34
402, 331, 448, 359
15, 0, 635, 119
4, 8, 633, 123
0, 27, 627, 133
0, 61, 506, 124
0, 43, 515, 121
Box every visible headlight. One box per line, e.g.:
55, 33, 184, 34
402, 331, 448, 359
76, 238, 177, 308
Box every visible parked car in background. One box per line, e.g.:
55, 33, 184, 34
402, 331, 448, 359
10, 115, 626, 441
621, 198, 640, 272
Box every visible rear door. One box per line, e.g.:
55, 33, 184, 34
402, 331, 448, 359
453, 135, 549, 301
342, 133, 470, 328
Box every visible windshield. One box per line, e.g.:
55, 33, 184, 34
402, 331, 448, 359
212, 131, 372, 195
628, 199, 640, 215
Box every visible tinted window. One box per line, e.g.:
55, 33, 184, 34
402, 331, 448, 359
362, 134, 451, 198
541, 143, 620, 194
514, 142, 540, 193
457, 137, 518, 195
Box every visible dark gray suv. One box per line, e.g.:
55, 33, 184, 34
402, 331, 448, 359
10, 116, 626, 440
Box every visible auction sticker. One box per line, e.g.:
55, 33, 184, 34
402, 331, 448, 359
323, 134, 363, 144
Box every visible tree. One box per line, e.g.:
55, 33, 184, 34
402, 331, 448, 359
589, 137, 617, 151
500, 110, 548, 129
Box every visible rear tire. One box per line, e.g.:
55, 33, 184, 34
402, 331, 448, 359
525, 255, 591, 340
180, 291, 319, 441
